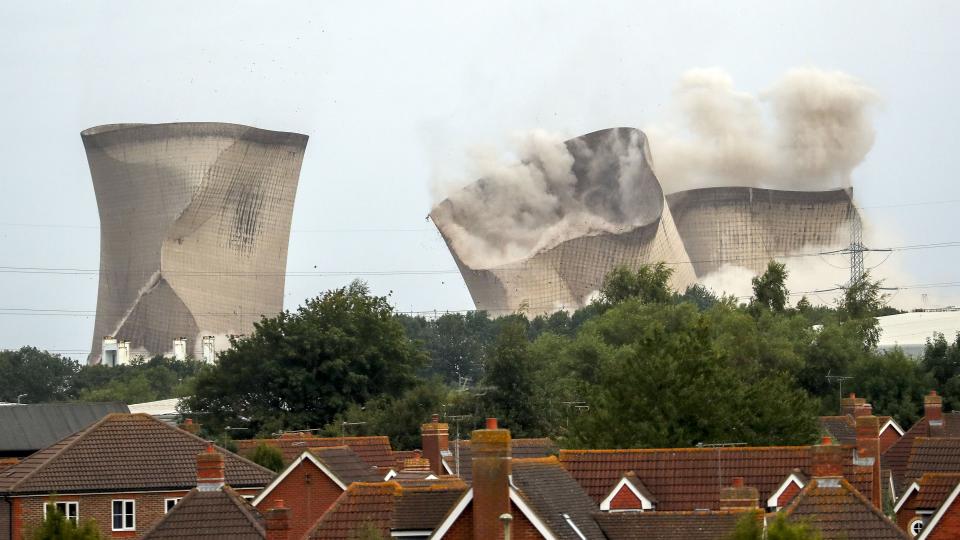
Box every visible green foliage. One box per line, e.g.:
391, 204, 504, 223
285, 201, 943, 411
480, 318, 550, 438
600, 262, 674, 305
183, 281, 428, 436
249, 443, 285, 472
0, 347, 78, 402
850, 348, 933, 426
30, 504, 103, 540
728, 513, 821, 540
751, 261, 789, 313
838, 272, 887, 349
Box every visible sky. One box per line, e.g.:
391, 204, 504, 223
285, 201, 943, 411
1, 1, 959, 360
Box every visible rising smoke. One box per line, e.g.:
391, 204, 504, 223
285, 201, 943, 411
646, 67, 878, 194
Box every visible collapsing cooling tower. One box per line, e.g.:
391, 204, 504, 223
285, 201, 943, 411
431, 127, 697, 316
665, 187, 856, 277
82, 123, 308, 364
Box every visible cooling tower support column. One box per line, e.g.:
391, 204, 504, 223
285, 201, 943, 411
82, 123, 308, 364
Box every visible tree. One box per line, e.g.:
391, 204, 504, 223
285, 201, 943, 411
728, 513, 821, 540
850, 348, 933, 427
182, 281, 428, 436
0, 347, 78, 403
480, 318, 547, 438
751, 261, 789, 313
599, 263, 674, 305
249, 443, 285, 472
30, 504, 103, 540
838, 272, 887, 349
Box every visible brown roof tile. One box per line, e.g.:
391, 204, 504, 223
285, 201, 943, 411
142, 487, 265, 540
309, 446, 382, 485
784, 477, 909, 539
905, 437, 960, 484
392, 486, 468, 531
511, 457, 605, 540
594, 509, 756, 540
559, 446, 873, 511
820, 416, 858, 445
442, 438, 556, 482
883, 412, 960, 494
237, 435, 396, 469
0, 413, 275, 495
912, 473, 960, 510
306, 482, 399, 539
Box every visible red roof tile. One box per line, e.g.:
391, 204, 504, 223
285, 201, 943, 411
141, 487, 266, 540
594, 509, 757, 540
0, 414, 275, 495
820, 416, 858, 445
913, 473, 960, 510
559, 445, 873, 511
442, 438, 556, 482
783, 477, 909, 539
883, 413, 960, 494
237, 435, 396, 469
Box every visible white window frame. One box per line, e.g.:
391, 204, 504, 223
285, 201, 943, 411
43, 501, 78, 524
112, 499, 136, 531
909, 518, 924, 537
164, 497, 182, 514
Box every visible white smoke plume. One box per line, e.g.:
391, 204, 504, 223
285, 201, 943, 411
646, 67, 879, 194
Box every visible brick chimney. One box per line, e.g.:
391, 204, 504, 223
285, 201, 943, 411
179, 418, 200, 435
472, 418, 510, 540
855, 402, 873, 417
841, 393, 861, 417
264, 499, 290, 540
855, 415, 882, 507
926, 391, 944, 436
196, 444, 225, 491
403, 450, 431, 472
811, 437, 844, 478
719, 477, 759, 511
421, 414, 449, 476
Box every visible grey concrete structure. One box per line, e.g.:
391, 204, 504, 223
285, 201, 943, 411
82, 123, 307, 364
431, 128, 697, 316
665, 187, 855, 277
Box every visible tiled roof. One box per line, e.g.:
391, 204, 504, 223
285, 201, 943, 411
623, 471, 658, 504
559, 446, 873, 511
309, 446, 382, 485
142, 487, 265, 540
392, 485, 469, 531
0, 458, 18, 473
783, 477, 909, 539
913, 473, 960, 510
511, 457, 605, 540
442, 438, 556, 482
905, 438, 960, 484
0, 413, 275, 495
391, 450, 419, 469
0, 402, 129, 453
820, 416, 858, 445
237, 435, 396, 468
594, 509, 756, 540
883, 413, 960, 494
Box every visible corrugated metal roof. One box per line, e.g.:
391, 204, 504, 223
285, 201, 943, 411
0, 402, 129, 452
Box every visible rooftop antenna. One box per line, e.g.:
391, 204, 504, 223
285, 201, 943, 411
561, 401, 587, 431
340, 421, 366, 445
445, 414, 471, 477
826, 371, 854, 403
695, 442, 746, 492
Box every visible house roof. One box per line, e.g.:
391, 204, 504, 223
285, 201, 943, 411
305, 481, 468, 538
511, 457, 605, 540
141, 487, 266, 540
593, 509, 756, 540
883, 413, 960, 495
913, 473, 960, 510
559, 446, 873, 511
442, 438, 556, 482
0, 402, 129, 453
905, 438, 960, 484
309, 446, 382, 485
0, 413, 275, 495
237, 435, 396, 469
783, 477, 909, 540
820, 416, 858, 445
0, 459, 18, 473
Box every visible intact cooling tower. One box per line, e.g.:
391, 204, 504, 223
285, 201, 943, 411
431, 127, 697, 316
665, 187, 856, 278
82, 123, 308, 364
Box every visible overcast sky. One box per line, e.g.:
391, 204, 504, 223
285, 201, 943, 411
2, 1, 959, 360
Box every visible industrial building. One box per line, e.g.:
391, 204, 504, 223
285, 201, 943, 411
433, 127, 860, 316
82, 122, 308, 364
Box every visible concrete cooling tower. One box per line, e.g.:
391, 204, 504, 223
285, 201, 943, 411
665, 187, 856, 278
431, 127, 697, 316
82, 123, 308, 364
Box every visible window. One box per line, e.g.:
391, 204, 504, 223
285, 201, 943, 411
112, 499, 135, 531
44, 502, 78, 524
164, 498, 182, 513
242, 496, 255, 503
909, 518, 924, 537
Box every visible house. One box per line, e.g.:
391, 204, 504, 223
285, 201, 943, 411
0, 402, 129, 458
912, 475, 960, 539
141, 445, 289, 540
559, 418, 882, 512
780, 438, 909, 539
0, 413, 274, 540
430, 419, 604, 540
237, 435, 398, 473
885, 391, 960, 498
251, 446, 381, 540
894, 473, 960, 536
820, 393, 904, 454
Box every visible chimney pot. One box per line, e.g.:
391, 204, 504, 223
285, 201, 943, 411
264, 499, 290, 540
719, 478, 759, 511
732, 477, 744, 488
432, 414, 439, 423
486, 418, 498, 430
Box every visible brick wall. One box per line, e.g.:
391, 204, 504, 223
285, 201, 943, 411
13, 488, 260, 540
254, 460, 343, 540
440, 501, 546, 539
777, 482, 802, 509
609, 486, 642, 510
879, 426, 900, 455
444, 504, 472, 540
0, 497, 10, 540
928, 499, 960, 540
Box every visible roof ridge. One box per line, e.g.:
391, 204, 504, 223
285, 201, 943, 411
222, 485, 266, 535
1, 411, 119, 492
836, 477, 905, 529
163, 415, 276, 476
512, 456, 560, 465
139, 488, 200, 538
559, 445, 815, 455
